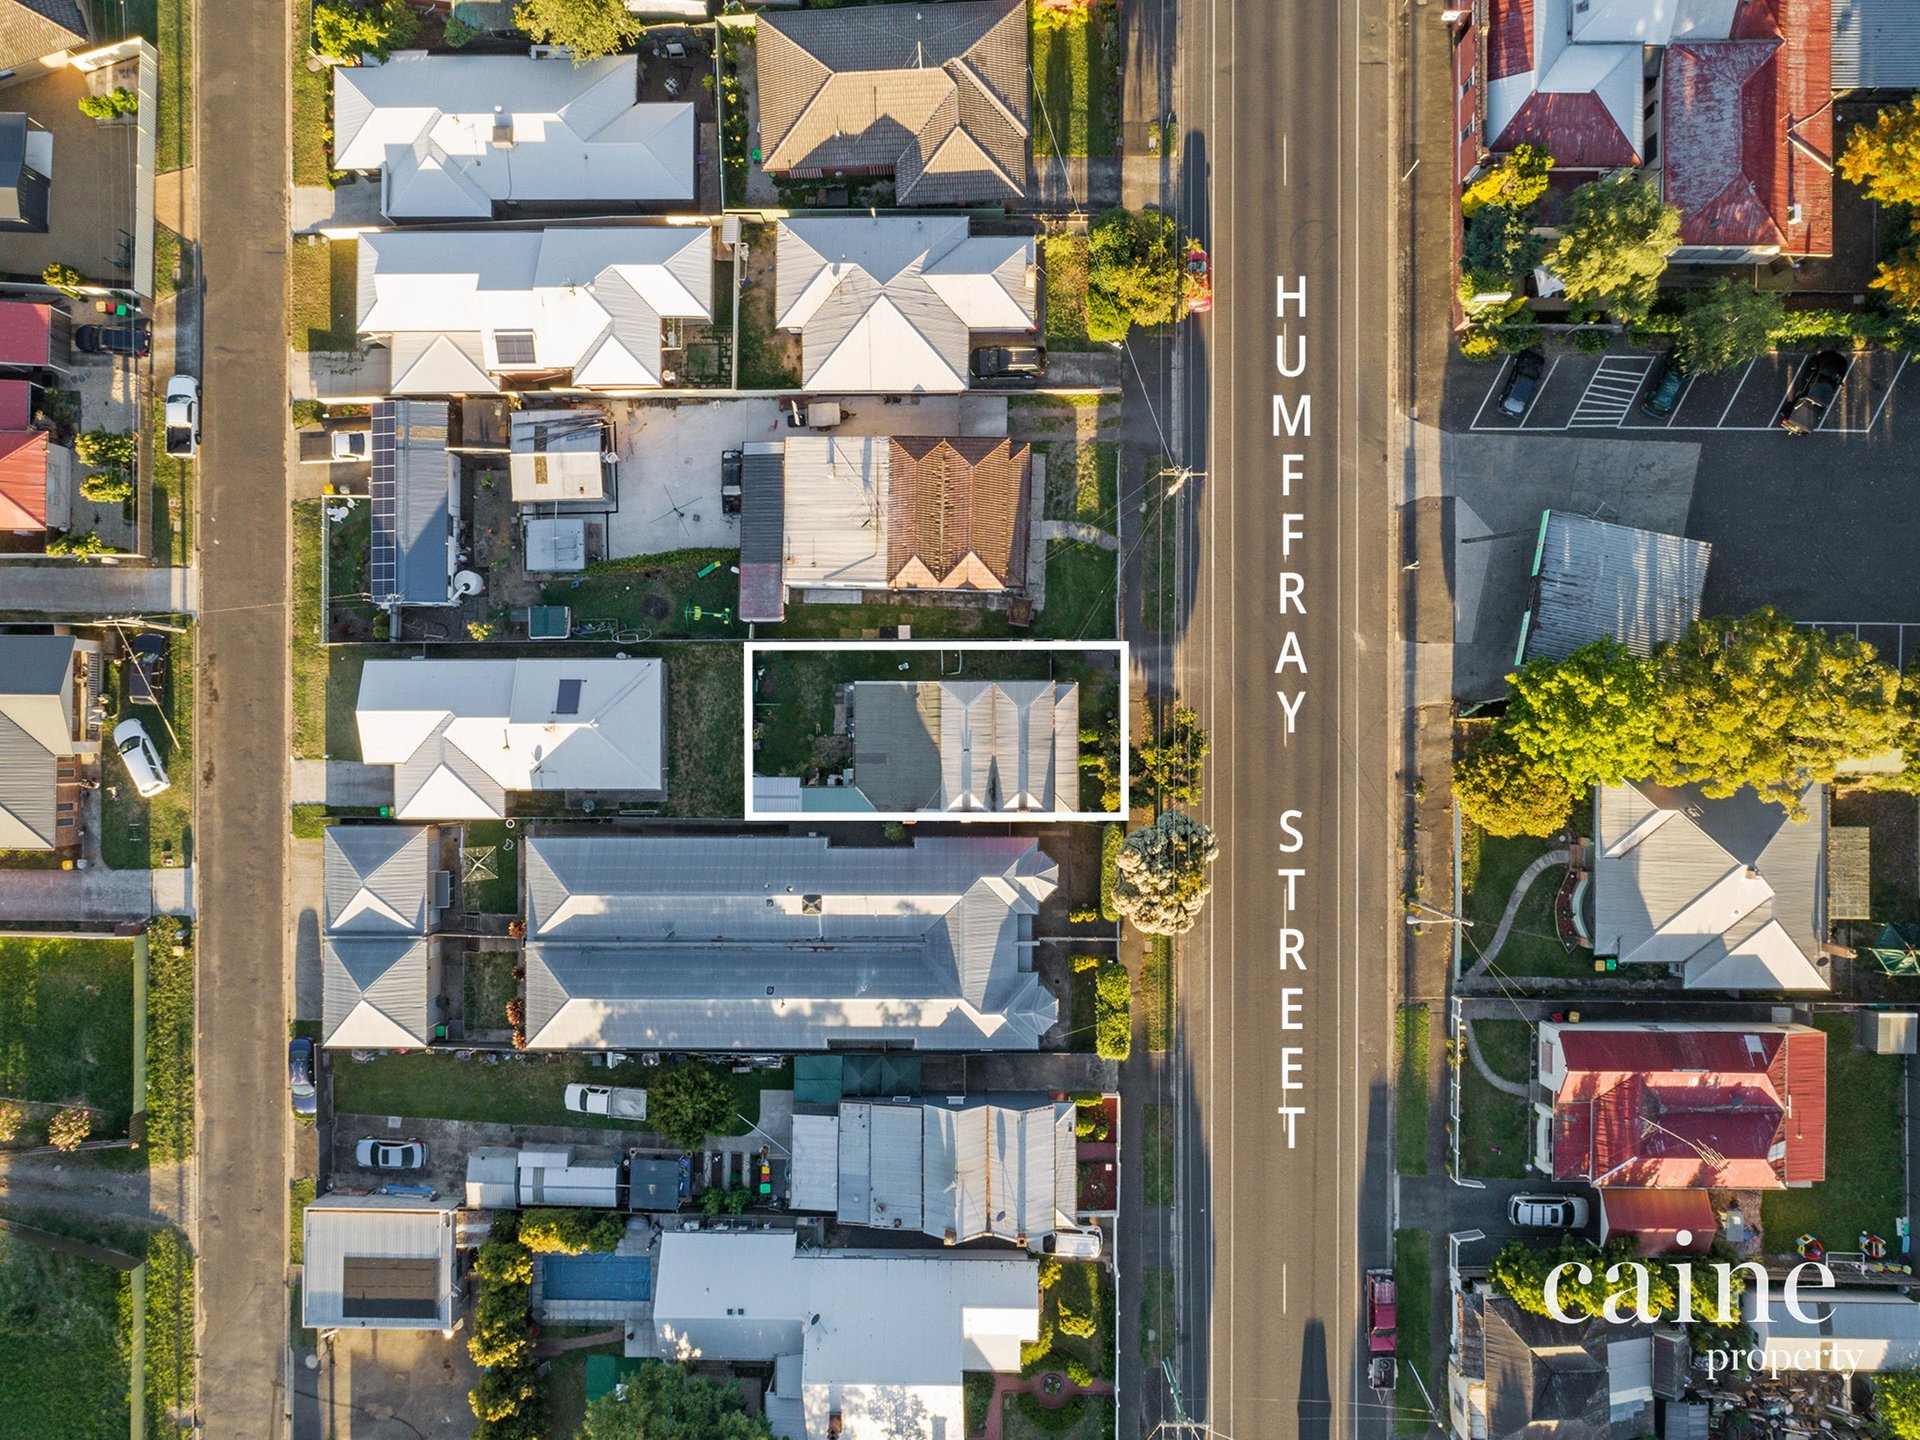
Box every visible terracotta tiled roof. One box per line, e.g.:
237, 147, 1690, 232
1547, 1025, 1826, 1190
1662, 0, 1832, 254
886, 435, 1030, 591
756, 0, 1029, 204
0, 301, 51, 368
0, 0, 87, 75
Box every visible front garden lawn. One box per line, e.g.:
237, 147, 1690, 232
101, 625, 194, 871
288, 237, 358, 353
1459, 1018, 1530, 1180
0, 1229, 131, 1440
1030, 1, 1118, 158
0, 937, 135, 1135
1461, 828, 1588, 980
1762, 1014, 1904, 1251
1033, 541, 1117, 640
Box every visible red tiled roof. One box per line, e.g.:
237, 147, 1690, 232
0, 429, 49, 530
886, 436, 1030, 592
1598, 1188, 1718, 1256
1662, 0, 1832, 255
1487, 0, 1532, 81
1548, 1025, 1827, 1190
0, 302, 51, 367
0, 380, 31, 430
1493, 91, 1640, 169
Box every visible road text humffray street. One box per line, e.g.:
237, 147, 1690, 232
1272, 274, 1310, 1149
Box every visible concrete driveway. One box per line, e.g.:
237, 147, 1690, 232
296, 1330, 479, 1440
0, 865, 193, 920
0, 562, 197, 615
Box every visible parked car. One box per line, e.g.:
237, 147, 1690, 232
1043, 1227, 1103, 1258
355, 1138, 427, 1170
1779, 350, 1849, 435
126, 632, 168, 708
564, 1082, 649, 1121
1507, 1193, 1592, 1230
970, 345, 1045, 386
288, 1038, 317, 1117
329, 428, 369, 461
1184, 245, 1213, 314
73, 319, 152, 357
112, 718, 169, 797
1498, 348, 1546, 418
163, 375, 199, 457
1640, 351, 1684, 417
1365, 1268, 1397, 1354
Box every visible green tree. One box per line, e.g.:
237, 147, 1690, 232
46, 1107, 90, 1151
79, 471, 134, 504
649, 1063, 733, 1150
1461, 144, 1553, 216
1032, 0, 1097, 31
73, 429, 135, 468
47, 531, 111, 557
1453, 733, 1575, 839
1548, 175, 1682, 319
0, 1103, 22, 1144
1135, 704, 1209, 805
312, 0, 420, 58
1873, 247, 1920, 311
1502, 638, 1663, 790
1490, 1236, 1678, 1320
518, 1208, 623, 1255
580, 1360, 774, 1440
1674, 278, 1785, 374
510, 0, 638, 64
40, 262, 83, 296
1109, 810, 1219, 935
1839, 96, 1920, 208
1463, 205, 1546, 286
1087, 207, 1182, 340
1658, 609, 1907, 811
1874, 1372, 1920, 1440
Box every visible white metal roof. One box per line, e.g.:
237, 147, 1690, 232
778, 435, 889, 589
323, 825, 432, 932
302, 1199, 457, 1331
356, 657, 665, 819
357, 227, 713, 394
322, 935, 434, 1048
775, 217, 1034, 393
334, 54, 694, 218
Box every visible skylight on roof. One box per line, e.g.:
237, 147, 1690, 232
555, 678, 583, 715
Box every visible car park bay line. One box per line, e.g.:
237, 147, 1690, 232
1715, 358, 1760, 428
1863, 353, 1911, 433
1568, 356, 1654, 427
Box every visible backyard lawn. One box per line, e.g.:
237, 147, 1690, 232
1461, 828, 1587, 980
1030, 1, 1119, 158
540, 551, 741, 639
1394, 1229, 1434, 1435
1033, 541, 1117, 640
769, 599, 1015, 640
0, 937, 135, 1137
462, 950, 518, 1032
0, 1230, 131, 1440
333, 1053, 789, 1140
288, 237, 357, 353
1459, 1018, 1530, 1180
101, 625, 195, 871
460, 822, 519, 915
663, 643, 743, 818
1762, 1014, 1904, 1251
1396, 1004, 1430, 1176
1043, 232, 1095, 351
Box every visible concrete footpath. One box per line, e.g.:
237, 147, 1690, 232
0, 562, 197, 614
0, 866, 193, 920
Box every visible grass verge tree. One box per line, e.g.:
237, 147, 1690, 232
1087, 206, 1182, 341
1548, 175, 1681, 320
1110, 811, 1219, 935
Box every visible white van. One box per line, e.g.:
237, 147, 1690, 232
112, 719, 169, 797
1044, 1228, 1103, 1259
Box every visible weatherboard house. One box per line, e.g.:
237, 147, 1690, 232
320, 824, 449, 1049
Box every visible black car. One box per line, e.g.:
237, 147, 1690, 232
1779, 350, 1848, 435
127, 632, 167, 708
970, 345, 1045, 386
74, 319, 153, 357
1498, 348, 1546, 418
1641, 351, 1684, 417
288, 1037, 317, 1118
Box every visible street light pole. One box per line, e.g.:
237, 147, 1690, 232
1406, 899, 1474, 928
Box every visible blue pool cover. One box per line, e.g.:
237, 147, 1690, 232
541, 1253, 652, 1302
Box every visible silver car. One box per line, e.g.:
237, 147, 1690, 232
112, 718, 169, 798
355, 1138, 427, 1171
1507, 1193, 1590, 1230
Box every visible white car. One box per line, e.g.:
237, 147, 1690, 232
355, 1138, 427, 1170
1043, 1228, 1104, 1258
1507, 1193, 1591, 1231
112, 718, 169, 797
163, 375, 199, 458
330, 428, 369, 461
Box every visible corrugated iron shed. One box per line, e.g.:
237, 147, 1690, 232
1830, 825, 1872, 920
1521, 511, 1710, 666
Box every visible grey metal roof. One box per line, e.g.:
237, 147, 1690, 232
370, 401, 454, 607
851, 680, 1079, 813
521, 832, 1058, 1050
1483, 1297, 1616, 1440
323, 825, 433, 934
838, 1101, 924, 1231
0, 711, 54, 848
1592, 779, 1828, 991
1521, 511, 1710, 666
322, 935, 434, 1049
1832, 0, 1920, 87
922, 1094, 1073, 1246
0, 635, 82, 850
738, 445, 787, 622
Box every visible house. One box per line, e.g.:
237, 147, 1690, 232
356, 226, 713, 395
320, 824, 448, 1049
1532, 1020, 1827, 1189
788, 1094, 1078, 1248
0, 299, 69, 374
1475, 0, 1832, 260
369, 400, 459, 612
1591, 779, 1829, 991
1746, 1282, 1920, 1371
355, 657, 666, 819
0, 113, 50, 232
1832, 0, 1920, 88
737, 433, 1033, 621
650, 1229, 1038, 1440
1448, 1285, 1689, 1440
776, 217, 1036, 392
301, 1197, 459, 1333
0, 0, 90, 78
1517, 512, 1709, 667
332, 54, 694, 220
754, 0, 1029, 206
0, 377, 69, 533
0, 631, 99, 850
520, 832, 1059, 1051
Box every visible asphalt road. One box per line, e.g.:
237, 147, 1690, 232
194, 0, 292, 1424
1168, 0, 1400, 1435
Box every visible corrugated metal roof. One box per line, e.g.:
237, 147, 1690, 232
1524, 512, 1710, 665
788, 1111, 840, 1212
324, 825, 432, 933
851, 680, 1079, 813
322, 936, 433, 1048
738, 444, 787, 622
302, 1200, 457, 1331
1832, 0, 1920, 86
370, 400, 455, 607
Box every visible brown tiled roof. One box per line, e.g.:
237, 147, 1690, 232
887, 435, 1030, 591
756, 0, 1029, 204
0, 0, 87, 74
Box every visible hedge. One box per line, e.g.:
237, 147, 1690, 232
1099, 824, 1122, 922
517, 1208, 623, 1255
1094, 962, 1131, 1061
1014, 1392, 1088, 1433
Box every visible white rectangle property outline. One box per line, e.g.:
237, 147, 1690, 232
742, 638, 1130, 823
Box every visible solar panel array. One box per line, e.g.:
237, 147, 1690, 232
368, 402, 399, 604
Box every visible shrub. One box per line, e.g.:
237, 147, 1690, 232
1098, 824, 1122, 921
1496, 317, 1542, 354
312, 0, 420, 59
1064, 1354, 1095, 1387
41, 262, 83, 296
650, 1061, 734, 1150
47, 530, 111, 557
468, 619, 501, 641
1020, 1316, 1056, 1370
442, 11, 481, 45
1071, 953, 1102, 974
80, 471, 133, 504
1459, 328, 1502, 362
1013, 1392, 1087, 1433
0, 1103, 22, 1143
518, 1208, 624, 1255
47, 1106, 92, 1151
290, 400, 326, 427
1057, 1262, 1101, 1339
1569, 327, 1612, 355
1038, 1256, 1062, 1291
468, 1233, 543, 1435
74, 429, 136, 468
1462, 205, 1545, 284
1075, 1112, 1110, 1141
1093, 962, 1131, 1060
1461, 144, 1552, 216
